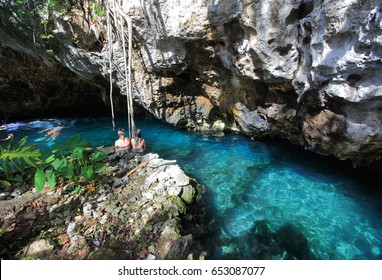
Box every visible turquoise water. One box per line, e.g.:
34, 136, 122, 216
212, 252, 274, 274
1, 116, 382, 260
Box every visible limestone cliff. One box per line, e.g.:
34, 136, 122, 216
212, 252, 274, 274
1, 0, 382, 167
127, 0, 382, 166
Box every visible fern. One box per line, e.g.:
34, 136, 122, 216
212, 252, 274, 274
0, 136, 41, 179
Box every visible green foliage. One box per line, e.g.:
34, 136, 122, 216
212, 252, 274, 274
15, 0, 105, 54
46, 0, 57, 9
40, 33, 54, 40
0, 137, 41, 186
90, 1, 106, 17
34, 168, 46, 193
0, 180, 11, 188
34, 134, 107, 193
0, 133, 107, 193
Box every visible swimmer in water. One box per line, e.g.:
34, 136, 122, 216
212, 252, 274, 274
114, 129, 131, 149
131, 128, 147, 153
41, 122, 65, 141
0, 133, 13, 141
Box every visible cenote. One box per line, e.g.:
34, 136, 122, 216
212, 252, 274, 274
2, 116, 382, 260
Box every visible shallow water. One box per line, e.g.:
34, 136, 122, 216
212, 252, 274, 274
1, 116, 382, 260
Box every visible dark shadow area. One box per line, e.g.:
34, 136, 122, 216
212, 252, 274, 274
0, 189, 83, 259
285, 1, 314, 26
255, 134, 382, 192
192, 214, 315, 260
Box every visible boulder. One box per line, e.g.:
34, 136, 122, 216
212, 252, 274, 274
25, 239, 54, 258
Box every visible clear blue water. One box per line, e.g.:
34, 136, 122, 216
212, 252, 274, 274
1, 116, 382, 260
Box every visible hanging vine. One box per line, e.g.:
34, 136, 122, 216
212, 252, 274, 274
106, 0, 115, 130
13, 0, 135, 133
104, 0, 135, 136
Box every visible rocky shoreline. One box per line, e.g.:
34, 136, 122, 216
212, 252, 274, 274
0, 147, 206, 260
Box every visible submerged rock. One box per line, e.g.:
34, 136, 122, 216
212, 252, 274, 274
276, 223, 312, 260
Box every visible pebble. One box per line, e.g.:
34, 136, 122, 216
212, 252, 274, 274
148, 245, 156, 253
146, 206, 154, 214
67, 222, 77, 237
10, 188, 22, 198
142, 191, 154, 200
112, 178, 123, 188
89, 240, 102, 248
147, 254, 156, 260
92, 210, 100, 219
83, 202, 92, 217
131, 212, 140, 220
97, 195, 107, 202
25, 239, 54, 257
0, 192, 10, 201
112, 207, 121, 217
68, 235, 87, 252
100, 214, 108, 224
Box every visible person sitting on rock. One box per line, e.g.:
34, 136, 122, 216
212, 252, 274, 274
131, 128, 147, 153
115, 128, 131, 149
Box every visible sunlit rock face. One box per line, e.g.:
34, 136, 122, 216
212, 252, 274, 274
126, 0, 382, 166
1, 0, 382, 166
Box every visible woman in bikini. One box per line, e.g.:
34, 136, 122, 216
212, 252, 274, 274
131, 128, 147, 153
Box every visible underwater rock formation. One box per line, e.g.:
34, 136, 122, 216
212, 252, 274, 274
250, 220, 312, 260
2, 0, 382, 166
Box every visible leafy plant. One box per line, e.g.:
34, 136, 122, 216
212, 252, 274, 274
34, 134, 107, 193
46, 0, 57, 9
40, 33, 54, 40
90, 1, 106, 17
0, 137, 41, 186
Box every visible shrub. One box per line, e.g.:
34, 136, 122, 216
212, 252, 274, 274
34, 134, 108, 193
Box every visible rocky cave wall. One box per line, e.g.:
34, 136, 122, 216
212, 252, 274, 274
126, 0, 382, 166
1, 0, 382, 167
0, 0, 125, 120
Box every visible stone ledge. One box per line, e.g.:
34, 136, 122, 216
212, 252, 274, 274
0, 148, 205, 260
